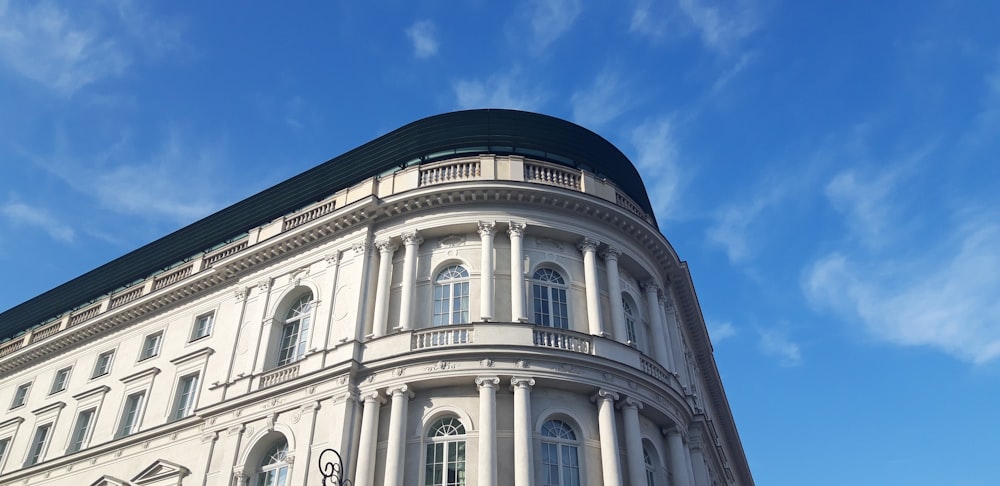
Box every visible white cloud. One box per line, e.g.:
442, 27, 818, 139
804, 214, 1000, 364
1, 201, 75, 242
706, 180, 789, 264
629, 118, 684, 221
758, 327, 802, 367
515, 0, 582, 54
629, 0, 759, 55
405, 20, 438, 59
453, 72, 547, 111
824, 169, 899, 249
708, 321, 737, 342
571, 70, 631, 128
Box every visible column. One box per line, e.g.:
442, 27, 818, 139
665, 427, 691, 486
479, 221, 496, 321
593, 389, 623, 486
511, 377, 535, 486
355, 392, 385, 486
477, 376, 501, 486
643, 282, 671, 368
372, 239, 398, 338
620, 397, 645, 486
602, 247, 627, 343
509, 222, 527, 322
578, 238, 605, 336
687, 425, 710, 486
385, 385, 414, 486
661, 296, 685, 380
398, 231, 422, 331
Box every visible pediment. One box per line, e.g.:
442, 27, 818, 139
131, 459, 190, 485
90, 476, 130, 486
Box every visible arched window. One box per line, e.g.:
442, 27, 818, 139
540, 420, 580, 486
623, 297, 638, 345
277, 293, 312, 366
257, 439, 290, 486
532, 268, 569, 329
425, 417, 467, 486
433, 266, 470, 326
644, 446, 656, 486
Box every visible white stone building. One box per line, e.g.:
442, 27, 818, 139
0, 110, 753, 486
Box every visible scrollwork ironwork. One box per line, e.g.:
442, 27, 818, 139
318, 448, 352, 485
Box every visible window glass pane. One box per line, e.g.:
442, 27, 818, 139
68, 409, 94, 452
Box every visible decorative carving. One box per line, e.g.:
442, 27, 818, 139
324, 253, 340, 266
308, 385, 318, 394
257, 280, 271, 292
351, 238, 371, 256
265, 412, 278, 431
375, 238, 398, 254
202, 432, 218, 443
510, 377, 535, 389
393, 367, 405, 377
592, 389, 620, 402
557, 364, 581, 375
401, 231, 423, 246
387, 385, 414, 399
227, 425, 245, 436
475, 376, 501, 390
425, 360, 456, 372
438, 234, 466, 248
291, 410, 302, 424
601, 246, 622, 262
602, 372, 614, 382
621, 396, 644, 410
642, 281, 660, 295
477, 221, 496, 237
480, 358, 495, 368
628, 380, 637, 390
577, 237, 600, 253
234, 287, 247, 301
534, 237, 564, 252
508, 221, 526, 238
244, 425, 254, 437
516, 360, 530, 369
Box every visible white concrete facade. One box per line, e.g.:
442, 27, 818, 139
0, 119, 752, 486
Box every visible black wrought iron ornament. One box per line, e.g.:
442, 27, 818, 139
318, 448, 352, 486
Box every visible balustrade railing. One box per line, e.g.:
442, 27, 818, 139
419, 159, 481, 186
259, 363, 300, 389
109, 287, 144, 309
203, 240, 249, 267
153, 264, 193, 291
524, 162, 581, 190
30, 323, 62, 343
0, 339, 22, 357
284, 200, 337, 231
640, 356, 671, 385
532, 328, 592, 354
69, 305, 101, 326
412, 327, 474, 350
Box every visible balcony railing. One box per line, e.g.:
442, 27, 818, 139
532, 328, 592, 354
259, 363, 300, 389
412, 327, 474, 350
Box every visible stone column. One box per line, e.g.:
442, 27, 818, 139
578, 238, 604, 336
478, 222, 496, 321
511, 377, 535, 486
372, 239, 398, 338
661, 295, 685, 380
688, 425, 710, 486
665, 427, 691, 486
355, 391, 385, 486
643, 282, 671, 367
398, 232, 422, 331
509, 222, 527, 322
620, 397, 645, 486
477, 376, 501, 486
593, 389, 623, 486
602, 247, 627, 343
384, 385, 414, 486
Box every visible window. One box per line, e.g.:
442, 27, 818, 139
425, 417, 466, 486
257, 439, 290, 486
644, 447, 656, 486
139, 332, 163, 361
117, 391, 145, 438
50, 367, 72, 394
172, 373, 200, 420
0, 437, 9, 468
532, 268, 569, 329
191, 312, 215, 341
10, 382, 30, 409
623, 298, 638, 345
67, 408, 96, 453
93, 350, 115, 378
25, 423, 52, 466
433, 266, 470, 326
540, 420, 580, 486
277, 294, 312, 366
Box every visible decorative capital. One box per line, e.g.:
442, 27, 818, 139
592, 389, 620, 403
478, 221, 496, 237
620, 396, 644, 410
508, 221, 526, 238
324, 253, 340, 266
510, 376, 535, 390
351, 238, 371, 256
401, 231, 423, 246
387, 384, 414, 399
359, 391, 385, 405
257, 279, 271, 292
577, 237, 600, 253
375, 238, 398, 254
234, 287, 247, 301
600, 246, 622, 261
642, 281, 660, 295
476, 376, 501, 390
660, 295, 676, 311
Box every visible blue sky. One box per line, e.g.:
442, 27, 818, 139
1, 1, 999, 484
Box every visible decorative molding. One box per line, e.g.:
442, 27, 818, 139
477, 221, 496, 237
120, 367, 160, 384
72, 385, 110, 401
401, 231, 423, 246
438, 234, 466, 248
351, 238, 371, 256
601, 246, 622, 261
508, 221, 526, 238
577, 237, 600, 253
510, 377, 535, 389
480, 358, 495, 368
534, 237, 564, 252
374, 238, 398, 254
591, 389, 620, 403
170, 346, 215, 365
475, 376, 501, 390
234, 286, 248, 301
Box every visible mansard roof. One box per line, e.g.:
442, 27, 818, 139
0, 109, 654, 340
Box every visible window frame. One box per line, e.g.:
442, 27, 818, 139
0, 436, 10, 471
50, 367, 72, 395
423, 417, 467, 486
171, 373, 200, 420
539, 419, 581, 486
67, 408, 96, 453
116, 391, 146, 438
432, 265, 471, 326
190, 312, 215, 342
623, 297, 639, 346
276, 294, 313, 367
139, 331, 163, 361
531, 267, 570, 329
92, 350, 115, 378
10, 382, 31, 409
24, 422, 52, 467
256, 439, 291, 486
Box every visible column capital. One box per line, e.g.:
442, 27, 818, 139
478, 221, 496, 237
508, 221, 526, 238
510, 376, 536, 390
401, 231, 423, 246
662, 424, 687, 440
476, 376, 501, 390
387, 384, 415, 399
660, 295, 676, 311
591, 388, 620, 403
375, 238, 399, 254
642, 280, 660, 294
577, 237, 600, 253
359, 390, 385, 405
600, 246, 622, 261
618, 396, 644, 410
351, 238, 372, 256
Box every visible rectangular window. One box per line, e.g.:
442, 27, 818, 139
117, 391, 145, 438
0, 437, 9, 467
92, 350, 115, 378
139, 332, 163, 361
25, 423, 51, 466
172, 373, 200, 420
67, 408, 96, 453
10, 382, 30, 409
191, 312, 214, 341
50, 367, 72, 394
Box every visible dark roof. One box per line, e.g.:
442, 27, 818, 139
0, 109, 654, 340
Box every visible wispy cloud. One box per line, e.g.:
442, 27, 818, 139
405, 20, 439, 59
453, 71, 547, 111
1, 201, 75, 242
629, 0, 759, 55
706, 178, 791, 264
758, 327, 802, 366
629, 117, 685, 221
511, 0, 582, 55
824, 168, 901, 249
708, 320, 737, 342
804, 213, 1000, 364
571, 69, 632, 128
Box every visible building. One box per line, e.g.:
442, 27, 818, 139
0, 109, 753, 486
